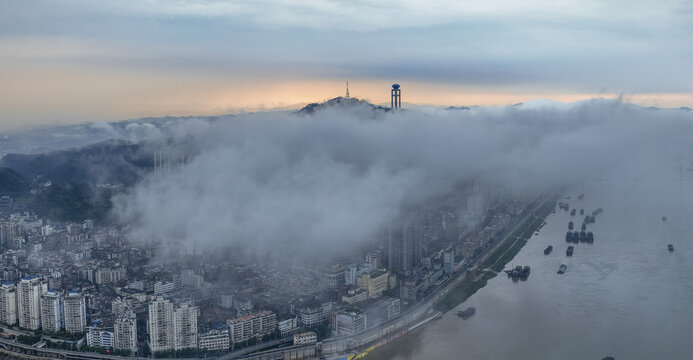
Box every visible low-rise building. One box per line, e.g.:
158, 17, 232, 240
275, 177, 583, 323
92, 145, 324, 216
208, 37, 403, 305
334, 311, 366, 336
323, 266, 345, 288
220, 294, 234, 309
299, 307, 324, 328
198, 329, 229, 351
363, 298, 400, 329
293, 331, 317, 346
341, 288, 368, 305
153, 281, 175, 294
228, 311, 277, 347
357, 270, 390, 298
87, 325, 114, 349
278, 317, 298, 337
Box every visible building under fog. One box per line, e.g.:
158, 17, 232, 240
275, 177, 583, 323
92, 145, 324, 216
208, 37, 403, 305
387, 222, 422, 274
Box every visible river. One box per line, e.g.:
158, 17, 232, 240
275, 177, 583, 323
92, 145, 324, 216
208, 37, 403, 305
373, 179, 693, 360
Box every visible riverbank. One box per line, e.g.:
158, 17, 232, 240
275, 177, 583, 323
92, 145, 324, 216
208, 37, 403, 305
432, 197, 556, 313
356, 197, 557, 360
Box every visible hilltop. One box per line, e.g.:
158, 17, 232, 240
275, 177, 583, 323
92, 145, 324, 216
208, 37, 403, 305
297, 96, 392, 115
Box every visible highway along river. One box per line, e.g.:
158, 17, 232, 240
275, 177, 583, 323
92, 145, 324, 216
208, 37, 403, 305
369, 179, 693, 360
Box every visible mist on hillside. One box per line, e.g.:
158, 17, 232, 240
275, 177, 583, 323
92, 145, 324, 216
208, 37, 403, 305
108, 99, 693, 262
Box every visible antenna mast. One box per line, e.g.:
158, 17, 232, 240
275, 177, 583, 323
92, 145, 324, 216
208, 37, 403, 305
345, 81, 350, 99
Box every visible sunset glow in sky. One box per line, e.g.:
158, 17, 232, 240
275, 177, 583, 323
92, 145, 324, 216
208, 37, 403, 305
1, 0, 691, 129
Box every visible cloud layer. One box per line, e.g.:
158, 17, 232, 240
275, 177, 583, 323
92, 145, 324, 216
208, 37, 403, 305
112, 100, 693, 261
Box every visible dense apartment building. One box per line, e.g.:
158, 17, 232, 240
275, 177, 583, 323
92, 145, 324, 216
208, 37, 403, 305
148, 296, 199, 352
40, 290, 64, 332
17, 276, 46, 330
173, 302, 198, 350
113, 316, 138, 352
63, 290, 87, 333
148, 296, 175, 352
0, 282, 17, 325
227, 311, 277, 347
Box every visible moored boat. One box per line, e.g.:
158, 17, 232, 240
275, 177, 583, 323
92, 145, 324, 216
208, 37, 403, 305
544, 245, 553, 255
457, 307, 476, 319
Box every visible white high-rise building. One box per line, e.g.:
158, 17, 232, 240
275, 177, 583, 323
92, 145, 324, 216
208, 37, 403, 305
40, 290, 64, 332
63, 290, 87, 333
173, 302, 198, 350
148, 296, 174, 352
114, 315, 138, 353
17, 276, 46, 330
0, 282, 17, 325
148, 296, 199, 352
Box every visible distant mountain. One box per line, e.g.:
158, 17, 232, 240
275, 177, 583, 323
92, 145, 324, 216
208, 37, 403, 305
28, 182, 114, 223
0, 139, 156, 223
0, 139, 151, 187
297, 97, 391, 115
445, 106, 472, 110
0, 167, 30, 196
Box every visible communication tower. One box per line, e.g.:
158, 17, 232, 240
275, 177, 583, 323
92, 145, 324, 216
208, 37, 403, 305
391, 84, 401, 109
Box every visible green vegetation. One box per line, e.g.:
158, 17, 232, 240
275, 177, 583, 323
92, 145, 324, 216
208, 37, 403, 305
16, 334, 42, 345
29, 182, 113, 223
310, 323, 331, 341
42, 329, 85, 340
80, 345, 131, 356
44, 339, 79, 351
154, 347, 198, 358
433, 198, 556, 313
0, 167, 30, 196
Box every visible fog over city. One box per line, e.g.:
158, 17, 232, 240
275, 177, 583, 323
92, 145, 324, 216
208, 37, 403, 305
110, 99, 693, 261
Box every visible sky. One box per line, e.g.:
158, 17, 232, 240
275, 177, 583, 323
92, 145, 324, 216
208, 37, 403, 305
1, 0, 692, 130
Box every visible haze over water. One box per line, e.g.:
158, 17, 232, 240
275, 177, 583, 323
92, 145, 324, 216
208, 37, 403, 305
376, 178, 693, 360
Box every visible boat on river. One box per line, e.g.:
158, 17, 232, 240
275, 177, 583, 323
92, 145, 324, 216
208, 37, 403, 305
457, 307, 476, 319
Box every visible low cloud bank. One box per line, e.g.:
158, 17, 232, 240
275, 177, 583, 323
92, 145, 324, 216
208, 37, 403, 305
112, 99, 693, 260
